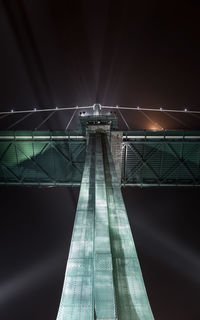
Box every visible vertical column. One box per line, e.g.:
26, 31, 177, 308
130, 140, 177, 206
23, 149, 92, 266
57, 131, 154, 320
94, 133, 117, 319
56, 135, 95, 320
102, 134, 154, 320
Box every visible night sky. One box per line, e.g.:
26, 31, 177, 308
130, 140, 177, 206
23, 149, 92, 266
0, 1, 200, 319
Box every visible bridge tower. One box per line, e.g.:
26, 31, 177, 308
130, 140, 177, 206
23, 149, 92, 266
56, 105, 154, 320
1, 104, 200, 319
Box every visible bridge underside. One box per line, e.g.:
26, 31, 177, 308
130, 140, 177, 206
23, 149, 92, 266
1, 129, 200, 319
57, 132, 154, 320
0, 130, 200, 187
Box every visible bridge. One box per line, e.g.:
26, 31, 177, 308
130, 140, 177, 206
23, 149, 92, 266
0, 129, 200, 187
0, 104, 200, 319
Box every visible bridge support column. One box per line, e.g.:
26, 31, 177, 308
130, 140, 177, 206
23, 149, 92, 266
56, 132, 154, 320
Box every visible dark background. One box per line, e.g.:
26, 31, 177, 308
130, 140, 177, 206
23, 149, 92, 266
0, 1, 200, 319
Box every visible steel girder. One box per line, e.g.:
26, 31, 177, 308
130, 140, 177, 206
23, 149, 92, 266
0, 130, 200, 187
122, 140, 200, 186
0, 132, 85, 186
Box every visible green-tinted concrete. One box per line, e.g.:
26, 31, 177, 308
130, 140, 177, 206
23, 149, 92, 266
56, 133, 154, 319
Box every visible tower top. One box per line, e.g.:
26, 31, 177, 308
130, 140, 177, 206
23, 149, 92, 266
93, 103, 102, 116
78, 104, 118, 134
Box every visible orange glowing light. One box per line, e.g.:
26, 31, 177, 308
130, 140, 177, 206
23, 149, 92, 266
149, 126, 159, 131
149, 125, 164, 131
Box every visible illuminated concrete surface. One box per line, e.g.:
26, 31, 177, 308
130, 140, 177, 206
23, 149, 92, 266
56, 132, 154, 320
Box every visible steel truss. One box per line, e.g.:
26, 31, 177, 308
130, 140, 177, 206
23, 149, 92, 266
0, 130, 200, 187
0, 132, 85, 186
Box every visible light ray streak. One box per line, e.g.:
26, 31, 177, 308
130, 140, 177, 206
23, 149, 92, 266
0, 114, 9, 120
0, 253, 61, 306
164, 111, 188, 128
189, 112, 200, 121
34, 111, 55, 130
65, 108, 77, 130
116, 106, 130, 129
140, 110, 163, 130
135, 219, 200, 283
7, 112, 32, 130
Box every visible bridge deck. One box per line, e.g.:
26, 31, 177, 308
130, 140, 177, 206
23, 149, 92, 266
0, 130, 200, 187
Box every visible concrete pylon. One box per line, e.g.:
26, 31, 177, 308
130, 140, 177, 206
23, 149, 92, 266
56, 132, 154, 320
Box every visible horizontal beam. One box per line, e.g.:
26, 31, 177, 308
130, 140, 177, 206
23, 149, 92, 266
0, 182, 80, 187
1, 181, 199, 188
0, 106, 93, 115
102, 105, 200, 114
124, 135, 200, 140
123, 183, 200, 187
0, 135, 85, 140
1, 135, 200, 141
1, 104, 200, 116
